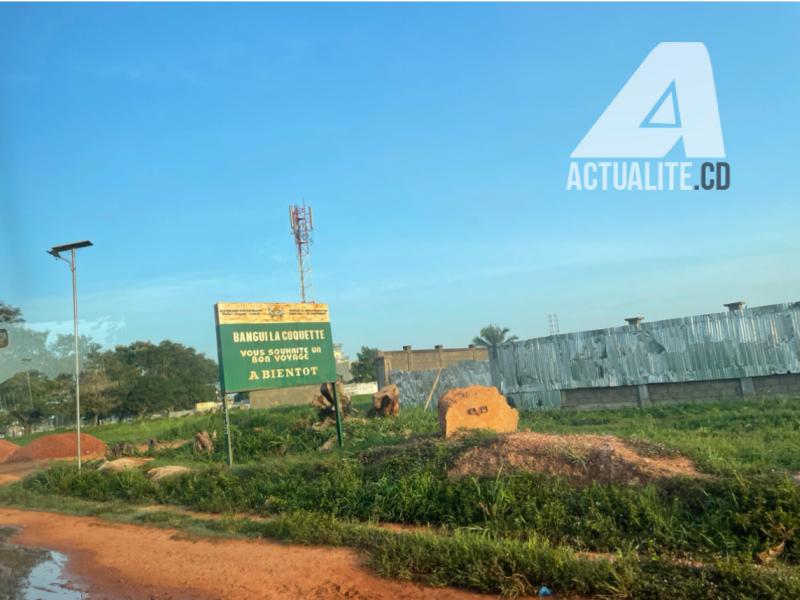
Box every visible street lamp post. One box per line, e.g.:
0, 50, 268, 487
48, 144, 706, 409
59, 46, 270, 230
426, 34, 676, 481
21, 358, 33, 408
48, 240, 93, 471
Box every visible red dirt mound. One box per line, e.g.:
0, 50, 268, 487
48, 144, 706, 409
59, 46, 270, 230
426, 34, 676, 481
448, 431, 703, 486
6, 433, 107, 463
0, 439, 20, 463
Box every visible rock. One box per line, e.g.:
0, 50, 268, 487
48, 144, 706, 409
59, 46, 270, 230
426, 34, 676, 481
438, 385, 518, 438
758, 541, 785, 564
194, 431, 214, 454
370, 384, 400, 417
319, 436, 337, 451
147, 465, 192, 482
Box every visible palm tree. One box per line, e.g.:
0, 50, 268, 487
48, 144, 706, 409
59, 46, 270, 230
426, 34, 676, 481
472, 325, 518, 348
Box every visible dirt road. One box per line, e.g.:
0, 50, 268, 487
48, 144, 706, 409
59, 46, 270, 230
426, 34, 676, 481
0, 508, 506, 600
0, 459, 51, 485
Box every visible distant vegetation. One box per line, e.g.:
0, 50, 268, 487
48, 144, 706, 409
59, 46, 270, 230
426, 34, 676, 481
0, 301, 217, 436
472, 324, 518, 347
0, 301, 24, 323
349, 346, 379, 383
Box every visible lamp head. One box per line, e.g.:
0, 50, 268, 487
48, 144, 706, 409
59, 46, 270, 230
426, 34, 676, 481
49, 240, 93, 255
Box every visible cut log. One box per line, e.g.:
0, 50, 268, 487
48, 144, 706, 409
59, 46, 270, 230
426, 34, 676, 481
99, 457, 152, 472
148, 465, 192, 482
438, 385, 518, 438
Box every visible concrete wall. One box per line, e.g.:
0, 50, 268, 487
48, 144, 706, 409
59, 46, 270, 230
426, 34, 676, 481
249, 381, 380, 409
375, 345, 488, 388
249, 384, 320, 409
753, 373, 800, 397
344, 381, 378, 396
561, 373, 800, 410
495, 302, 800, 409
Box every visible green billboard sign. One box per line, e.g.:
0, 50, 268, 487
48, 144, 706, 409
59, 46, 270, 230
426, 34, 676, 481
214, 302, 337, 393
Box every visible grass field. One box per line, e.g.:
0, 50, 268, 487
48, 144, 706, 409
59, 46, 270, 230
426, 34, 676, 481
526, 398, 800, 475
3, 396, 800, 598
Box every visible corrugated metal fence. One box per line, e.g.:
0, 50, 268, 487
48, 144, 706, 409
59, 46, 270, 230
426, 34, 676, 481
494, 302, 800, 409
390, 360, 492, 408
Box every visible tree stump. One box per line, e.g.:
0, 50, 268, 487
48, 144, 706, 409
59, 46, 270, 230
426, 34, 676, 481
109, 441, 135, 459
314, 381, 351, 422
369, 384, 400, 417
194, 431, 214, 454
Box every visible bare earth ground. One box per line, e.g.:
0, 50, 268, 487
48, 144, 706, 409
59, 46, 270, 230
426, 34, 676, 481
449, 431, 703, 486
0, 508, 525, 600
0, 459, 53, 485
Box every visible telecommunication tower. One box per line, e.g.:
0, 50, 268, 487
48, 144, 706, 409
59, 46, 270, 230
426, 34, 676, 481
548, 313, 560, 336
289, 204, 314, 303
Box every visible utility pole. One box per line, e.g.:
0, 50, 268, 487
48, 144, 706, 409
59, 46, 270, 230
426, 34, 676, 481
48, 240, 93, 472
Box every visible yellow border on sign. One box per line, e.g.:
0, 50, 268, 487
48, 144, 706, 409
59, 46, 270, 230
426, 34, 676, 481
215, 302, 330, 325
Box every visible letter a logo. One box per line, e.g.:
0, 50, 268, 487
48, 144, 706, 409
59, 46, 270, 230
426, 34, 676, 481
572, 43, 725, 158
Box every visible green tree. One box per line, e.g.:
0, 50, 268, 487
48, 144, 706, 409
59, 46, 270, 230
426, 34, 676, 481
102, 340, 218, 419
79, 351, 120, 425
0, 410, 13, 436
350, 346, 379, 383
117, 374, 175, 420
0, 370, 61, 433
0, 301, 24, 323
472, 325, 518, 348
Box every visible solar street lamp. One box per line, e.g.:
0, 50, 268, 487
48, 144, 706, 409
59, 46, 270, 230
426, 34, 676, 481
48, 240, 93, 471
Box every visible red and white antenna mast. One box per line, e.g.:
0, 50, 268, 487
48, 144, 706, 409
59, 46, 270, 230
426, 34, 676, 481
289, 203, 314, 303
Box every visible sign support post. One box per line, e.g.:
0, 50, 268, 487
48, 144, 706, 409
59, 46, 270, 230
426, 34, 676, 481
332, 383, 344, 448
221, 386, 234, 466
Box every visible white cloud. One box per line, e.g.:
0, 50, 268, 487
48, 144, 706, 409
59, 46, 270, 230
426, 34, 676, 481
25, 315, 127, 349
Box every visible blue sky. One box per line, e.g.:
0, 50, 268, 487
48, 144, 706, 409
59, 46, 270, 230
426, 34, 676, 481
1, 3, 799, 361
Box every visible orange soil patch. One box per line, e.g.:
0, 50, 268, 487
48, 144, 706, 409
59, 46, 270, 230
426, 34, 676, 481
0, 459, 55, 486
449, 431, 703, 486
0, 439, 19, 462
0, 509, 524, 600
5, 433, 107, 463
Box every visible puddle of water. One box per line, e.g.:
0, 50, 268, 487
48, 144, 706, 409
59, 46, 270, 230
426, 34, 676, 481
22, 549, 84, 599
0, 526, 85, 599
